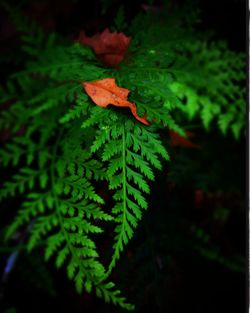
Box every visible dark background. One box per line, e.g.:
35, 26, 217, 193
0, 0, 246, 312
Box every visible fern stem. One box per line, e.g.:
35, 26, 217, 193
121, 124, 127, 251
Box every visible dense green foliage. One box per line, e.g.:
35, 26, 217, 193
0, 5, 245, 311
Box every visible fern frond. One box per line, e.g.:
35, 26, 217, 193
1, 2, 57, 56
5, 192, 54, 240
88, 117, 169, 273
96, 282, 134, 310
59, 92, 90, 123
28, 214, 58, 251
169, 40, 246, 136
46, 176, 133, 310
0, 168, 44, 200
21, 44, 105, 81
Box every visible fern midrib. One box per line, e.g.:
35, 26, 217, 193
122, 125, 127, 254
122, 126, 127, 208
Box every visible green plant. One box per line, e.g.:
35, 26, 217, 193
0, 5, 245, 311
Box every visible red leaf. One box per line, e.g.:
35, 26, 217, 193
76, 28, 130, 67
82, 78, 149, 125
194, 189, 204, 207
169, 130, 201, 149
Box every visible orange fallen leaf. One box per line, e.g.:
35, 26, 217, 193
76, 28, 130, 68
82, 78, 149, 125
169, 130, 201, 149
